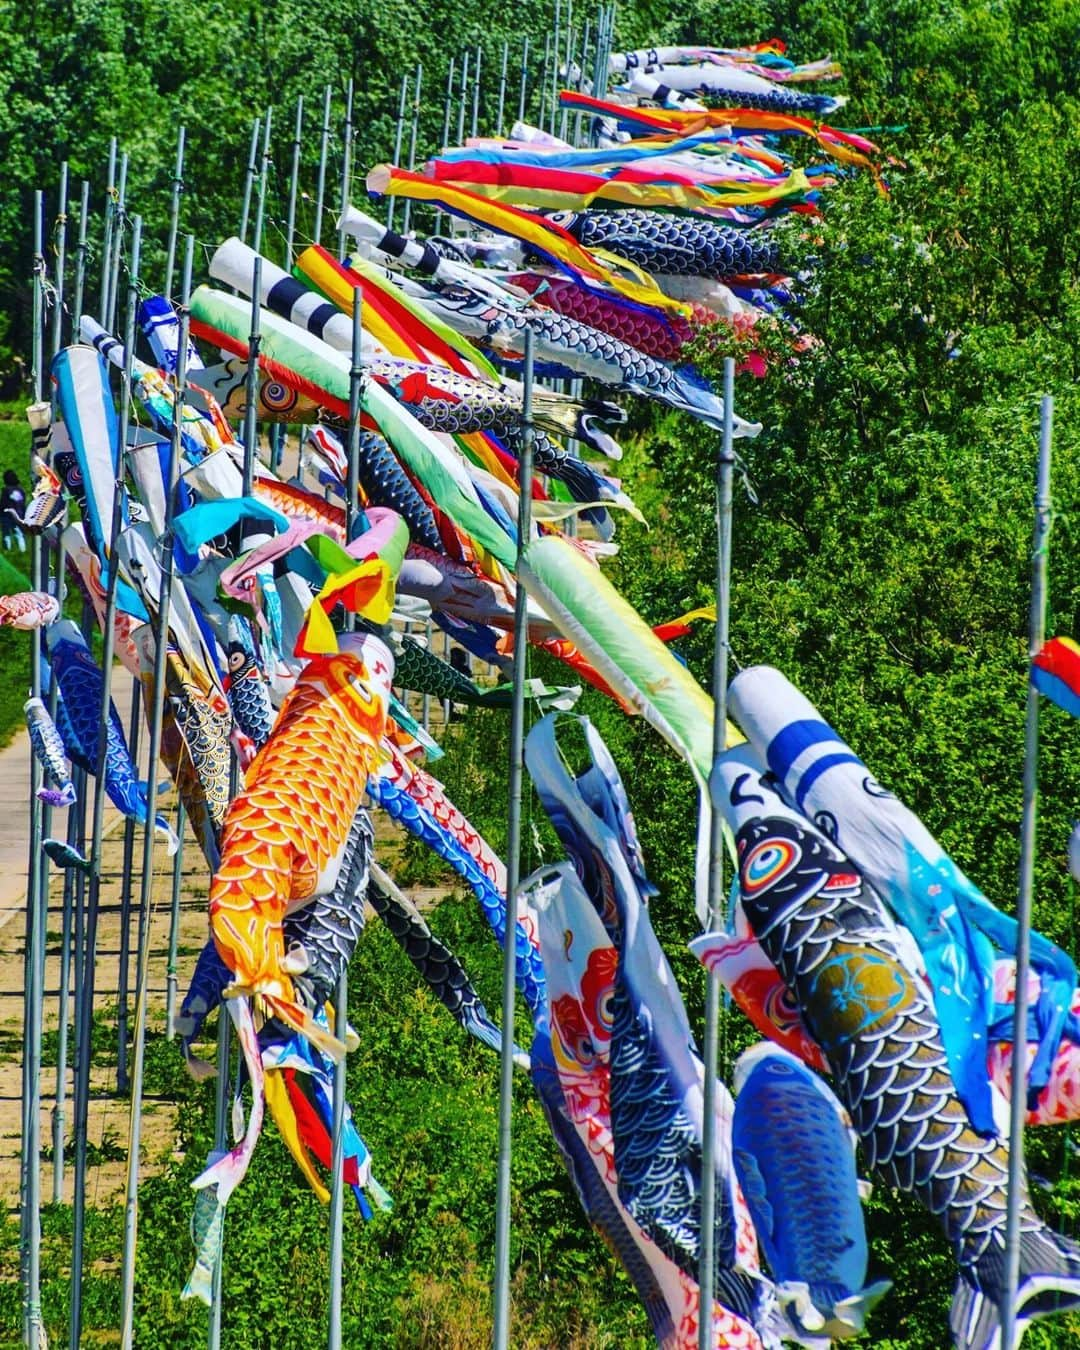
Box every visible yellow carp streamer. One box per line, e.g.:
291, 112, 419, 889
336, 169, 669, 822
209, 633, 393, 1056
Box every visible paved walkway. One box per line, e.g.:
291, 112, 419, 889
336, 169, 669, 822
0, 666, 211, 1210
0, 669, 137, 934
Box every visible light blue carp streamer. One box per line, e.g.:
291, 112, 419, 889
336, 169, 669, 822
366, 773, 548, 1029
732, 1043, 891, 1341
25, 696, 76, 807
181, 1148, 226, 1306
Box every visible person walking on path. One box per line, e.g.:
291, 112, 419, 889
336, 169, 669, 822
0, 470, 27, 553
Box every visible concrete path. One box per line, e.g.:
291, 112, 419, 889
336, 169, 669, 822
0, 669, 137, 933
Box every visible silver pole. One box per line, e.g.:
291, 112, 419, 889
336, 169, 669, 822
119, 234, 194, 1350
242, 255, 263, 496
254, 108, 273, 258
329, 286, 363, 1350
99, 137, 117, 324
422, 617, 432, 733
314, 86, 332, 246
496, 42, 509, 138
551, 0, 561, 134
573, 19, 590, 146
388, 73, 409, 232
207, 1013, 232, 1350
285, 95, 304, 268
471, 46, 482, 140
538, 34, 552, 131
327, 969, 349, 1349
1001, 395, 1054, 1347
698, 358, 736, 1348
441, 58, 456, 155
51, 161, 69, 353
21, 186, 47, 1350
53, 764, 86, 1203
517, 37, 530, 127
165, 802, 187, 1038
104, 152, 128, 335
559, 27, 577, 143
345, 286, 364, 543
456, 51, 470, 148
492, 327, 535, 1350
338, 79, 354, 261
70, 214, 141, 1350
72, 179, 90, 329
402, 63, 423, 237
239, 116, 262, 244
163, 126, 186, 299
115, 684, 143, 1093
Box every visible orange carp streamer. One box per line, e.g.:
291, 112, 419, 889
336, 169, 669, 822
209, 632, 393, 1055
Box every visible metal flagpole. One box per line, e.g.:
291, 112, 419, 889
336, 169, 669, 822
72, 179, 90, 328
164, 126, 186, 300
255, 107, 273, 256
441, 57, 456, 154
239, 116, 262, 244
573, 19, 590, 145
53, 764, 86, 1203
104, 152, 129, 335
558, 26, 576, 143
285, 95, 304, 269
115, 685, 142, 1092
493, 327, 535, 1350
551, 0, 562, 134
456, 50, 470, 148
517, 37, 530, 128
51, 161, 69, 352
119, 234, 194, 1350
314, 85, 332, 246
496, 41, 509, 138
242, 257, 263, 497
164, 801, 186, 1038
388, 73, 409, 232
402, 63, 423, 237
329, 285, 364, 1350
538, 34, 551, 131
1001, 395, 1054, 1348
70, 213, 142, 1350
99, 137, 117, 323
47, 191, 74, 1201
21, 186, 47, 1350
698, 357, 736, 1348
422, 618, 431, 734
207, 1005, 231, 1350
470, 46, 482, 140
338, 79, 354, 261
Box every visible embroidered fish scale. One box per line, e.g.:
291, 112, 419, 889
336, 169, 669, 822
716, 751, 1080, 1343
367, 862, 521, 1062
210, 636, 392, 1048
285, 806, 374, 1009
550, 209, 779, 279
366, 771, 548, 1028
318, 423, 444, 553
509, 272, 701, 362
225, 640, 276, 750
